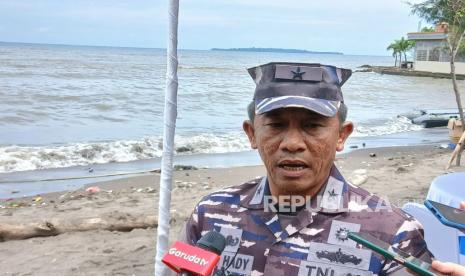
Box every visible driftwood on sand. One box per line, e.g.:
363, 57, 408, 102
0, 212, 157, 241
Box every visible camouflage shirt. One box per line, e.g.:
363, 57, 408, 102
181, 165, 433, 276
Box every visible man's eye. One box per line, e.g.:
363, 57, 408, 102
303, 123, 322, 128
265, 122, 284, 128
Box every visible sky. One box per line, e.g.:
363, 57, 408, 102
0, 0, 428, 56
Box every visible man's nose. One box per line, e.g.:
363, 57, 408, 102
280, 128, 306, 152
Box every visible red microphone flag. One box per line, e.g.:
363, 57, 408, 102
162, 241, 221, 275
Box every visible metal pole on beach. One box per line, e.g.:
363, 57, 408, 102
154, 0, 179, 275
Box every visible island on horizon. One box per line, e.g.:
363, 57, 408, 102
211, 47, 343, 55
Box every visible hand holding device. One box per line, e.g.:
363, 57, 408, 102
424, 200, 465, 232
432, 260, 465, 276
347, 232, 445, 276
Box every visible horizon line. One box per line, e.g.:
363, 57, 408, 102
0, 40, 391, 57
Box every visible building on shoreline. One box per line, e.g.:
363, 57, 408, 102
407, 23, 465, 74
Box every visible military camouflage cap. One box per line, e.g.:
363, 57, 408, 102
248, 62, 352, 117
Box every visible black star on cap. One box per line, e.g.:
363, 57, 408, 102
291, 67, 306, 80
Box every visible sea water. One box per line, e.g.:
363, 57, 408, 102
0, 42, 462, 173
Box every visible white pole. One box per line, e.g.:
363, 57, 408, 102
155, 0, 179, 275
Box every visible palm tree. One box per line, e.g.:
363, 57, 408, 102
387, 41, 401, 67
397, 37, 416, 64
388, 38, 416, 68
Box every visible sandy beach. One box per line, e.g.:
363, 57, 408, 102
1, 144, 465, 275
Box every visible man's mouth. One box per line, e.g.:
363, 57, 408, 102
278, 160, 308, 171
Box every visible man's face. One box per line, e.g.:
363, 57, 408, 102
243, 107, 353, 197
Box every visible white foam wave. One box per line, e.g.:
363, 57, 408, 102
0, 118, 422, 173
0, 132, 251, 173
352, 116, 423, 137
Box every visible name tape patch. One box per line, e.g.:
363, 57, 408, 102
275, 65, 323, 82
216, 252, 254, 275
298, 260, 373, 276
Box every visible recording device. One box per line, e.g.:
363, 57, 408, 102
347, 232, 446, 276
424, 200, 465, 231
162, 231, 226, 276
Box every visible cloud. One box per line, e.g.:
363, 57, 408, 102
0, 0, 423, 55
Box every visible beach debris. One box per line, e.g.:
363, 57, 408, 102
0, 212, 158, 241
350, 145, 358, 149
132, 187, 156, 193
86, 186, 101, 194
11, 190, 20, 194
33, 196, 42, 202
6, 201, 27, 208
201, 182, 211, 190
396, 167, 408, 173
132, 245, 147, 253
176, 181, 196, 189
176, 146, 194, 153
350, 174, 368, 186
349, 169, 368, 186
174, 165, 198, 171
145, 187, 156, 193
369, 153, 377, 157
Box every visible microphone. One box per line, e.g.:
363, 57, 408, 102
162, 231, 226, 276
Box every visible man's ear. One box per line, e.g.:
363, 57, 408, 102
243, 120, 257, 149
336, 121, 353, 152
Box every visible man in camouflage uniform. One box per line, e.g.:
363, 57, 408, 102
179, 62, 433, 275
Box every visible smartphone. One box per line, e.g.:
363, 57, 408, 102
347, 232, 445, 276
424, 200, 465, 231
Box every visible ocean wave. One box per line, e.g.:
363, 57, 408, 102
352, 116, 423, 137
0, 117, 425, 173
0, 133, 251, 173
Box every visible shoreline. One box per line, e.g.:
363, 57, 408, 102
356, 65, 465, 80
2, 144, 465, 275
0, 127, 452, 199
1, 143, 460, 204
